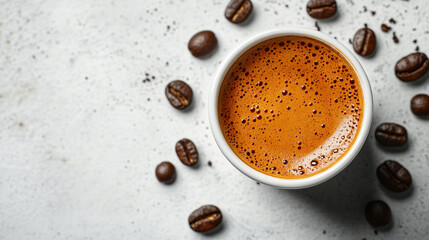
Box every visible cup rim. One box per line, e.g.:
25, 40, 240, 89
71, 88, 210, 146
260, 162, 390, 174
208, 27, 373, 189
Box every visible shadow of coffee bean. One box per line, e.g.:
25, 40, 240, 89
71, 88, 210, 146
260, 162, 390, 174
375, 141, 410, 153
378, 183, 414, 199
202, 222, 225, 237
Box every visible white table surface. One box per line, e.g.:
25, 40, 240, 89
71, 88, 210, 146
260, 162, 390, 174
0, 0, 428, 239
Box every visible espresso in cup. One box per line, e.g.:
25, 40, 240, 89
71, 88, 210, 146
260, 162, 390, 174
218, 36, 363, 179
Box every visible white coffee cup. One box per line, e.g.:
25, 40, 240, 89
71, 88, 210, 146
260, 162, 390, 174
208, 28, 373, 189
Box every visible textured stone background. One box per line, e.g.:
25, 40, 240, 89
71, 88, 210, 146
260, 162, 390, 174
0, 0, 428, 239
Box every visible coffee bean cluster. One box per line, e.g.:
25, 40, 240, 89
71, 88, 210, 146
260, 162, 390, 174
155, 138, 200, 185
346, 0, 429, 231
348, 13, 429, 119
304, 5, 422, 233
154, 0, 427, 235
345, 2, 427, 231
311, 1, 425, 230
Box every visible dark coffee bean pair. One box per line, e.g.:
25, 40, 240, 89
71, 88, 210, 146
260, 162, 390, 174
353, 28, 376, 56
365, 200, 391, 227
411, 94, 429, 118
375, 123, 407, 147
176, 138, 199, 166
165, 80, 193, 110
155, 138, 198, 183
307, 0, 337, 19
377, 160, 412, 192
395, 52, 429, 82
155, 162, 176, 184
188, 31, 218, 57
225, 0, 253, 24
189, 205, 222, 232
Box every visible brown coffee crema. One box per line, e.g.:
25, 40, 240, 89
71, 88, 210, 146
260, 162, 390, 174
218, 36, 363, 179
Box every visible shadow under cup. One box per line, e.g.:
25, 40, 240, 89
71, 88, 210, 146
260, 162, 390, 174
209, 28, 372, 189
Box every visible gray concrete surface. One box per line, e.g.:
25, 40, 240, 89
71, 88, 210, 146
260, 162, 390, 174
0, 0, 428, 239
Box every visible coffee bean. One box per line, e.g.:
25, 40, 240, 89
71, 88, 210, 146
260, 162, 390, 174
411, 94, 429, 118
176, 138, 199, 166
188, 205, 222, 232
225, 0, 253, 24
188, 31, 217, 57
165, 80, 193, 110
155, 162, 176, 184
377, 160, 412, 192
375, 123, 407, 147
307, 0, 337, 19
395, 52, 429, 82
353, 28, 376, 56
365, 200, 391, 227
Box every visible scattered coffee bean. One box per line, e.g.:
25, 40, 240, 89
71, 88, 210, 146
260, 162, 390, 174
188, 31, 217, 57
377, 160, 412, 192
155, 161, 176, 184
225, 0, 253, 24
188, 205, 222, 232
375, 123, 407, 147
389, 18, 396, 24
306, 0, 337, 19
411, 94, 429, 118
392, 32, 399, 43
208, 161, 212, 167
370, 10, 376, 16
176, 138, 199, 166
381, 24, 391, 32
165, 80, 193, 109
395, 52, 429, 82
365, 200, 392, 227
353, 28, 376, 56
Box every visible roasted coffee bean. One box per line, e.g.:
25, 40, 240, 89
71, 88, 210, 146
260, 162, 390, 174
155, 161, 176, 184
395, 52, 429, 82
225, 0, 253, 24
188, 205, 222, 232
307, 0, 337, 19
377, 160, 412, 192
365, 200, 392, 227
188, 31, 217, 57
176, 138, 198, 166
165, 80, 193, 110
353, 28, 376, 56
375, 123, 407, 147
411, 94, 429, 118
